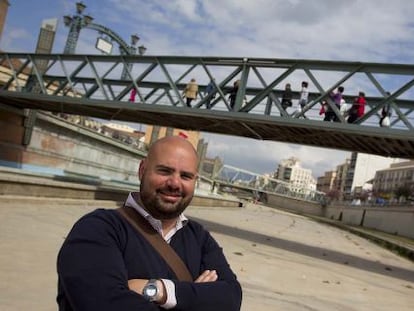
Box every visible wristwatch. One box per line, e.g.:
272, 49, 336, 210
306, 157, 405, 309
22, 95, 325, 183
142, 279, 159, 302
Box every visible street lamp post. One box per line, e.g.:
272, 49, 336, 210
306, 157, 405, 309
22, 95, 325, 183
63, 2, 147, 81
63, 2, 94, 54
125, 34, 147, 56
121, 34, 147, 80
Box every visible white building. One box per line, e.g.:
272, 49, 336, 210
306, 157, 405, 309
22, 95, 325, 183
344, 152, 401, 198
275, 157, 316, 193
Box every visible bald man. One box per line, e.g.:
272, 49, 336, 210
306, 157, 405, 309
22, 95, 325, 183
57, 136, 242, 311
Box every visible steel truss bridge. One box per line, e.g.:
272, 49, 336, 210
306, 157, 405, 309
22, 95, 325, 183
0, 52, 414, 158
209, 164, 325, 204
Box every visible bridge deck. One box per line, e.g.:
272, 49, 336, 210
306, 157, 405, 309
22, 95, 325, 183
1, 91, 413, 157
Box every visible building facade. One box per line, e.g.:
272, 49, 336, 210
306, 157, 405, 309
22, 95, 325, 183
334, 159, 350, 199
343, 152, 400, 199
275, 157, 316, 192
317, 152, 401, 201
316, 170, 336, 194
317, 159, 350, 201
144, 125, 200, 150
373, 160, 414, 200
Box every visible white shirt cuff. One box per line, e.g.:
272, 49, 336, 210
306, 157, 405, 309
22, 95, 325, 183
159, 279, 177, 309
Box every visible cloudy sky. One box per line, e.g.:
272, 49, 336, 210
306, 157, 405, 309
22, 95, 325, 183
2, 0, 413, 177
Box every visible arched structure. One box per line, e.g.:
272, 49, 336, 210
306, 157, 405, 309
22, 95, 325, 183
63, 2, 146, 79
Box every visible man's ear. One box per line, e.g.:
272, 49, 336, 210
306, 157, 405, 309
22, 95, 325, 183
138, 159, 146, 179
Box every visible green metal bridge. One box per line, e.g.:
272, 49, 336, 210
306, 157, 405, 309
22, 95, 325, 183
0, 52, 413, 158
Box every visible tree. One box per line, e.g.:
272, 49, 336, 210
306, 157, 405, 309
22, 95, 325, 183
394, 184, 413, 201
359, 190, 371, 203
326, 189, 341, 202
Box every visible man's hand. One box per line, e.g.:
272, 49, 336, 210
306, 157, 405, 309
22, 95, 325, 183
128, 279, 147, 295
128, 270, 217, 304
195, 270, 218, 283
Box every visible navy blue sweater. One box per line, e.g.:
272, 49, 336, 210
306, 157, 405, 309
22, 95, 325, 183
57, 209, 242, 310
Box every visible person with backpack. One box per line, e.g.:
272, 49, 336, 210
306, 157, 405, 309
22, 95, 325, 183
379, 92, 392, 127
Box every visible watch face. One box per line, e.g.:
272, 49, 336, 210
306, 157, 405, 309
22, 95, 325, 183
143, 281, 158, 302
145, 285, 157, 297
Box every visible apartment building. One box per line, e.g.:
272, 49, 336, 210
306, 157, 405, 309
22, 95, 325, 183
275, 157, 316, 192
343, 152, 401, 199
373, 160, 414, 196
316, 170, 336, 194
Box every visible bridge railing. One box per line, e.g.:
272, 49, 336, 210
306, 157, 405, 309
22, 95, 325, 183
211, 164, 326, 204
1, 52, 413, 130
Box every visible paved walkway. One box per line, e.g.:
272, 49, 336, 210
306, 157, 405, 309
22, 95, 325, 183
0, 196, 413, 311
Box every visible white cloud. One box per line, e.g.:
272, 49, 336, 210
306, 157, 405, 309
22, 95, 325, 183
0, 27, 31, 52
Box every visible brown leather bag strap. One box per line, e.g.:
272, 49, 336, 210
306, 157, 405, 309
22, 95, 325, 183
116, 206, 193, 282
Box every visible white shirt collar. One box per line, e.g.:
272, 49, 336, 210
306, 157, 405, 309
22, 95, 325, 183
124, 192, 188, 242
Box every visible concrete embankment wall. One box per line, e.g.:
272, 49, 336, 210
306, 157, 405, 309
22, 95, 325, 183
325, 205, 414, 239
0, 110, 145, 183
266, 192, 414, 239
266, 192, 325, 216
